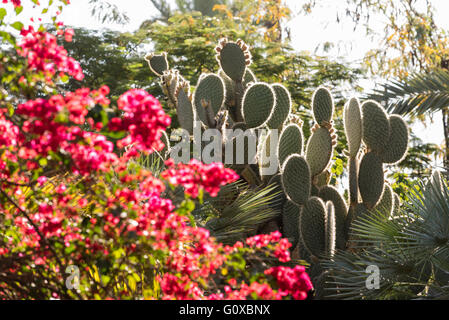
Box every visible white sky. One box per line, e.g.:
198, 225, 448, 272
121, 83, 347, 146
2, 0, 448, 155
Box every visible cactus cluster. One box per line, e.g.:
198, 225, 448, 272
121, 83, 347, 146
146, 38, 410, 297
279, 93, 409, 264
147, 38, 294, 179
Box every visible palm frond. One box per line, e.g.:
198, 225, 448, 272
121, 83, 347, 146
195, 182, 282, 245
323, 173, 449, 299
369, 69, 449, 115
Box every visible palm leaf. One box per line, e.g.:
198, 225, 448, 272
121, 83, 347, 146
369, 69, 449, 115
195, 182, 282, 245
323, 173, 449, 299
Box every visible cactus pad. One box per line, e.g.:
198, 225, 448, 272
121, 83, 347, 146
348, 156, 359, 204
380, 115, 409, 164
314, 169, 331, 187
312, 87, 334, 125
267, 84, 291, 129
319, 185, 348, 250
305, 127, 333, 177
219, 69, 236, 106
282, 200, 301, 250
216, 39, 250, 81
267, 174, 287, 211
300, 197, 326, 257
325, 201, 336, 257
392, 192, 401, 216
278, 123, 303, 167
242, 82, 275, 128
344, 97, 362, 158
258, 130, 278, 178
176, 88, 195, 134
375, 183, 393, 216
361, 100, 390, 152
358, 152, 384, 208
281, 155, 311, 206
243, 68, 257, 86
193, 74, 225, 127
145, 52, 169, 76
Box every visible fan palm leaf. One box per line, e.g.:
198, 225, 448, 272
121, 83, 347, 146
323, 173, 449, 299
195, 182, 282, 245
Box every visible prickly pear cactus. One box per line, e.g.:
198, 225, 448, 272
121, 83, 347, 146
145, 38, 411, 299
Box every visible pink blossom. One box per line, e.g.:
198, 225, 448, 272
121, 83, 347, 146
18, 26, 84, 82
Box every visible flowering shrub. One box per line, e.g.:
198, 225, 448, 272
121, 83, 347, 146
0, 0, 312, 300
18, 25, 84, 82
109, 89, 171, 153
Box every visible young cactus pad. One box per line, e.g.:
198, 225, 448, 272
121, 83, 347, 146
145, 52, 169, 76
344, 97, 362, 158
193, 74, 225, 127
312, 87, 334, 126
281, 154, 311, 206
318, 185, 347, 250
324, 201, 336, 258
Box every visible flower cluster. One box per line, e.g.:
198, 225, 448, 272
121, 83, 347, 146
245, 231, 292, 262
64, 131, 118, 176
2, 0, 21, 7
161, 159, 240, 197
109, 89, 171, 154
18, 26, 84, 82
15, 86, 116, 175
265, 265, 314, 300
0, 118, 20, 148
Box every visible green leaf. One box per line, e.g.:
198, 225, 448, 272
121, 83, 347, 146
15, 6, 23, 15
0, 8, 7, 21
10, 21, 24, 31
39, 158, 48, 166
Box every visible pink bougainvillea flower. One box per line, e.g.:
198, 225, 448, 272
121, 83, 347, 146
18, 26, 84, 82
